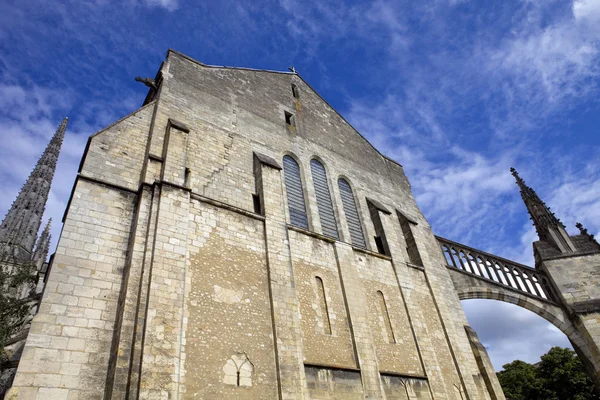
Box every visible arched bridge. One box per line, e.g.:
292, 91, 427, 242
437, 236, 556, 304
436, 236, 599, 378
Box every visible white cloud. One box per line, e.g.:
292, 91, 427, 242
545, 169, 600, 237
0, 0, 597, 378
483, 0, 600, 121
462, 300, 572, 370
0, 82, 125, 260
143, 0, 178, 11
347, 94, 521, 250
488, 27, 598, 105
574, 0, 600, 26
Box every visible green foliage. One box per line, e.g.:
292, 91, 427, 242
497, 347, 600, 400
0, 262, 37, 371
497, 360, 540, 399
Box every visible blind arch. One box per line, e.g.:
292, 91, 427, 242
377, 291, 395, 343
283, 155, 309, 229
310, 159, 339, 239
315, 276, 332, 335
338, 178, 366, 248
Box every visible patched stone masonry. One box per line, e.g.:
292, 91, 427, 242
7, 49, 519, 400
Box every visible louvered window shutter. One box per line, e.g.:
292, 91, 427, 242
310, 160, 339, 239
338, 179, 366, 248
283, 156, 309, 229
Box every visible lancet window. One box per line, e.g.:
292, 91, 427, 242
315, 276, 332, 335
338, 178, 366, 248
310, 159, 339, 239
283, 155, 309, 229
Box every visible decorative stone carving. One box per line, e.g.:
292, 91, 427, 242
223, 353, 253, 387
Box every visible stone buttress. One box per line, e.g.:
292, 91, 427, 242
7, 50, 503, 400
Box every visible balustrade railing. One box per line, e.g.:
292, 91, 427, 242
436, 236, 556, 302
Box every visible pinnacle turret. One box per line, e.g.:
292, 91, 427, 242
576, 222, 600, 251
511, 167, 576, 254
0, 118, 67, 262
32, 219, 52, 270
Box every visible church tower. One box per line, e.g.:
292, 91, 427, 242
0, 118, 67, 398
511, 168, 600, 387
0, 118, 67, 263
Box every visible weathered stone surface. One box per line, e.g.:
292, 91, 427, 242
16, 49, 600, 400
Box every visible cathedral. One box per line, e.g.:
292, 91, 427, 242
0, 119, 66, 396
2, 50, 600, 400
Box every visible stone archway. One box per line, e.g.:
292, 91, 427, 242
452, 274, 600, 388
436, 235, 600, 389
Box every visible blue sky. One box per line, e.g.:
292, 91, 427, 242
1, 0, 599, 370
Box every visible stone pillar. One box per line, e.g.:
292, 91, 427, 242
377, 209, 443, 398
255, 154, 307, 399
138, 120, 191, 398
161, 119, 190, 187
464, 326, 505, 400
333, 242, 383, 399
108, 184, 158, 399
414, 225, 484, 400
138, 184, 190, 399
6, 179, 137, 400
377, 206, 484, 399
541, 251, 600, 387
126, 184, 161, 400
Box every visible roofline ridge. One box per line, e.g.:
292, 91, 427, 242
165, 49, 404, 170
166, 49, 296, 76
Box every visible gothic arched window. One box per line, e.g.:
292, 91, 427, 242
310, 159, 338, 239
283, 155, 309, 229
338, 178, 366, 248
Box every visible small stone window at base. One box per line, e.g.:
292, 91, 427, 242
223, 353, 254, 387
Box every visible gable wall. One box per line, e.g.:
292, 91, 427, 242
7, 50, 494, 400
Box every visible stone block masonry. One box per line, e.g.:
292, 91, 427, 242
7, 49, 507, 399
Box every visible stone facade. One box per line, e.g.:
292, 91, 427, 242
5, 50, 510, 399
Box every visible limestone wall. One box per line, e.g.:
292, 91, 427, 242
183, 200, 278, 399
8, 178, 136, 400
7, 50, 497, 400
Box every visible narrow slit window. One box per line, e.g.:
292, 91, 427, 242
377, 291, 395, 344
283, 156, 309, 229
397, 211, 422, 266
252, 193, 262, 215
284, 111, 295, 126
368, 201, 390, 256
184, 167, 191, 187
291, 83, 300, 98
316, 277, 332, 335
338, 178, 366, 248
374, 236, 385, 254
310, 159, 339, 239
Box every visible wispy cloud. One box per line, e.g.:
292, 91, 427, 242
463, 300, 572, 370
1, 0, 598, 374
341, 0, 600, 257
0, 81, 131, 256
485, 2, 600, 111
143, 0, 179, 11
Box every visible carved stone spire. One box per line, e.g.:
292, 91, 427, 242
32, 219, 52, 270
0, 118, 67, 262
511, 167, 576, 254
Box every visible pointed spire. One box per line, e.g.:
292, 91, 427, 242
32, 219, 52, 270
511, 167, 576, 254
0, 118, 67, 262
